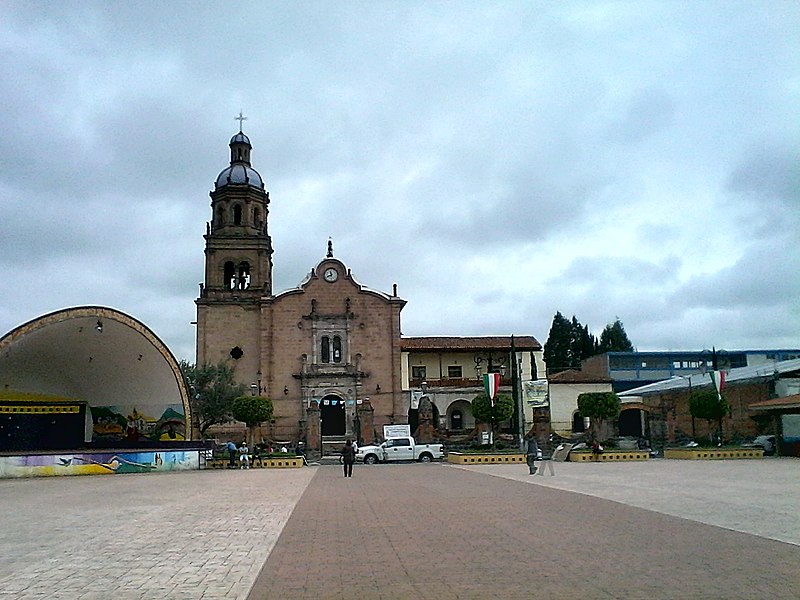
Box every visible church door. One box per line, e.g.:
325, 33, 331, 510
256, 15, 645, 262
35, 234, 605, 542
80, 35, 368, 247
321, 396, 346, 436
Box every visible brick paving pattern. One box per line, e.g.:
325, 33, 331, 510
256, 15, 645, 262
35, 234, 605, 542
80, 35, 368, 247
0, 468, 314, 600
2, 459, 799, 599
248, 463, 800, 600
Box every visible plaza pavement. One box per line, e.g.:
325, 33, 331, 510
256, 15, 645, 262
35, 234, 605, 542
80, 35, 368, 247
1, 458, 798, 599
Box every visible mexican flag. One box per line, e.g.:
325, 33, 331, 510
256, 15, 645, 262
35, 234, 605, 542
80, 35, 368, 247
483, 373, 501, 405
710, 370, 727, 399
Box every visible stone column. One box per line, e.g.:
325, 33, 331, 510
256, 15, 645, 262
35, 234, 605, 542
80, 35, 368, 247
306, 400, 321, 452
357, 398, 375, 444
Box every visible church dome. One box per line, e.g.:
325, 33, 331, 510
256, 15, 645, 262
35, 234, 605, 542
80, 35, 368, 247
215, 164, 264, 189
230, 132, 251, 145
214, 128, 265, 190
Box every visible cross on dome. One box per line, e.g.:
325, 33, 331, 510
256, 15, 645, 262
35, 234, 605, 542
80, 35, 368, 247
234, 111, 247, 132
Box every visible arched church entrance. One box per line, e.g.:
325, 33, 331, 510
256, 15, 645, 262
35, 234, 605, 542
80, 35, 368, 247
618, 408, 645, 438
320, 395, 346, 436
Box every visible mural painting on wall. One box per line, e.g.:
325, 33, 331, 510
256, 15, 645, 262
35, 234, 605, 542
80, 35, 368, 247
0, 451, 199, 478
92, 404, 186, 442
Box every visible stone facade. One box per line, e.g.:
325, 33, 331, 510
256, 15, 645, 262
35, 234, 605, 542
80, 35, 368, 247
196, 131, 406, 449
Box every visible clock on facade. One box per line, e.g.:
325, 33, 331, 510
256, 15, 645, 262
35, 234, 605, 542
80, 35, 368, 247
323, 268, 338, 282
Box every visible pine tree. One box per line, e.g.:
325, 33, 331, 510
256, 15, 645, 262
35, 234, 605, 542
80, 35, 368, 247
543, 312, 574, 375
598, 318, 634, 353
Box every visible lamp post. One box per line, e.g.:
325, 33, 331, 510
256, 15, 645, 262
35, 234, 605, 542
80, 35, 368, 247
250, 371, 264, 396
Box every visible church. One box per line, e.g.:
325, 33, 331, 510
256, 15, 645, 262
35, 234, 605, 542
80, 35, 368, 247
195, 126, 543, 451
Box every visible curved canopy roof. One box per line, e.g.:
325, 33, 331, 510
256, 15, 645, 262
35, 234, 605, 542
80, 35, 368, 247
0, 307, 191, 437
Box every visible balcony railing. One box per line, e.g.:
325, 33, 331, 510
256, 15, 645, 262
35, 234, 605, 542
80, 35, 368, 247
410, 377, 512, 389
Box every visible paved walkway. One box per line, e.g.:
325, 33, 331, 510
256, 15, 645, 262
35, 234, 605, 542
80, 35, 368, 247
0, 468, 315, 600
0, 459, 798, 599
248, 460, 800, 599
454, 457, 800, 546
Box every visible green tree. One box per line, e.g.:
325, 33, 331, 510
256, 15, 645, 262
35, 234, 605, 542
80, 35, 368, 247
571, 317, 598, 363
577, 391, 621, 443
180, 360, 247, 437
598, 318, 634, 353
544, 312, 603, 375
689, 390, 730, 443
232, 395, 274, 448
544, 312, 576, 374
471, 393, 514, 449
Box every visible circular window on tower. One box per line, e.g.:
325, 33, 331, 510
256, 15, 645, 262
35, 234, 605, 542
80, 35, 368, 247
230, 346, 244, 360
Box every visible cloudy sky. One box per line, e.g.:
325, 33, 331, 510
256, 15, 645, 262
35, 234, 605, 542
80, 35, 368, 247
1, 1, 798, 362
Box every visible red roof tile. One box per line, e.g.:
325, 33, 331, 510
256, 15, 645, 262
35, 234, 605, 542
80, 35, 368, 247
748, 393, 800, 410
400, 335, 541, 351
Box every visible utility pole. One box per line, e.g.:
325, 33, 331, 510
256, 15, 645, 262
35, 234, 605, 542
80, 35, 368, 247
510, 335, 525, 450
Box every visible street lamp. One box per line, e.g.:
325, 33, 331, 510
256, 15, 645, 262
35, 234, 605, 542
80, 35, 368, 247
250, 371, 264, 396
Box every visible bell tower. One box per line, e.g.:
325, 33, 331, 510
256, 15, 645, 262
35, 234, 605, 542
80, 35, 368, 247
195, 116, 273, 370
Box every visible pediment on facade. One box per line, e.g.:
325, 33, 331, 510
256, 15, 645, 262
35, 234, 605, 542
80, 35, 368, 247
271, 256, 406, 306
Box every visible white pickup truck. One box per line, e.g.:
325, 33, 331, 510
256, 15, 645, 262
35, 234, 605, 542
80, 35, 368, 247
356, 436, 444, 464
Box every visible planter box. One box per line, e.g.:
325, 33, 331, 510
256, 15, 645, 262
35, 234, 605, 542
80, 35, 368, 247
569, 451, 650, 462
664, 448, 764, 460
206, 456, 304, 469
447, 452, 525, 465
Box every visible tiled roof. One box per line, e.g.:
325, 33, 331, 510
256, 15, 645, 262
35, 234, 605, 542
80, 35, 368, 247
748, 394, 800, 411
548, 369, 613, 383
400, 335, 541, 351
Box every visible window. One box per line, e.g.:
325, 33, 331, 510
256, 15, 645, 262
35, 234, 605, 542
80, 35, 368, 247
224, 261, 236, 290
320, 335, 343, 364
321, 336, 330, 363
412, 366, 426, 380
447, 365, 462, 378
387, 438, 410, 447
233, 204, 242, 225
333, 336, 342, 363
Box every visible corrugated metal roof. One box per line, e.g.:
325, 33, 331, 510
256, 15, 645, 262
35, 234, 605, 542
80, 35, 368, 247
619, 358, 800, 397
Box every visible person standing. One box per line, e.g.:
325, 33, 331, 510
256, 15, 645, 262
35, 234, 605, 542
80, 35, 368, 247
341, 439, 356, 478
525, 435, 539, 475
226, 440, 237, 469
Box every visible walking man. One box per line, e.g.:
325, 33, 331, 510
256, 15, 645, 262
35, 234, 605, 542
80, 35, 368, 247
525, 434, 539, 475
341, 439, 356, 478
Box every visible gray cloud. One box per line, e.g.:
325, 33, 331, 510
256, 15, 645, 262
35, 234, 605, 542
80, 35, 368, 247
1, 1, 799, 360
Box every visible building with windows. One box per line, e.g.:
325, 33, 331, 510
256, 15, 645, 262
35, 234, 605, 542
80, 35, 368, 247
195, 129, 541, 449
400, 336, 543, 435
581, 350, 800, 393
620, 359, 800, 454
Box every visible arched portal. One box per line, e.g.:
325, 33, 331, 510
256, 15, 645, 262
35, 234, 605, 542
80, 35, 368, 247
572, 411, 586, 433
446, 399, 474, 432
618, 408, 646, 438
0, 306, 191, 451
320, 395, 346, 436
